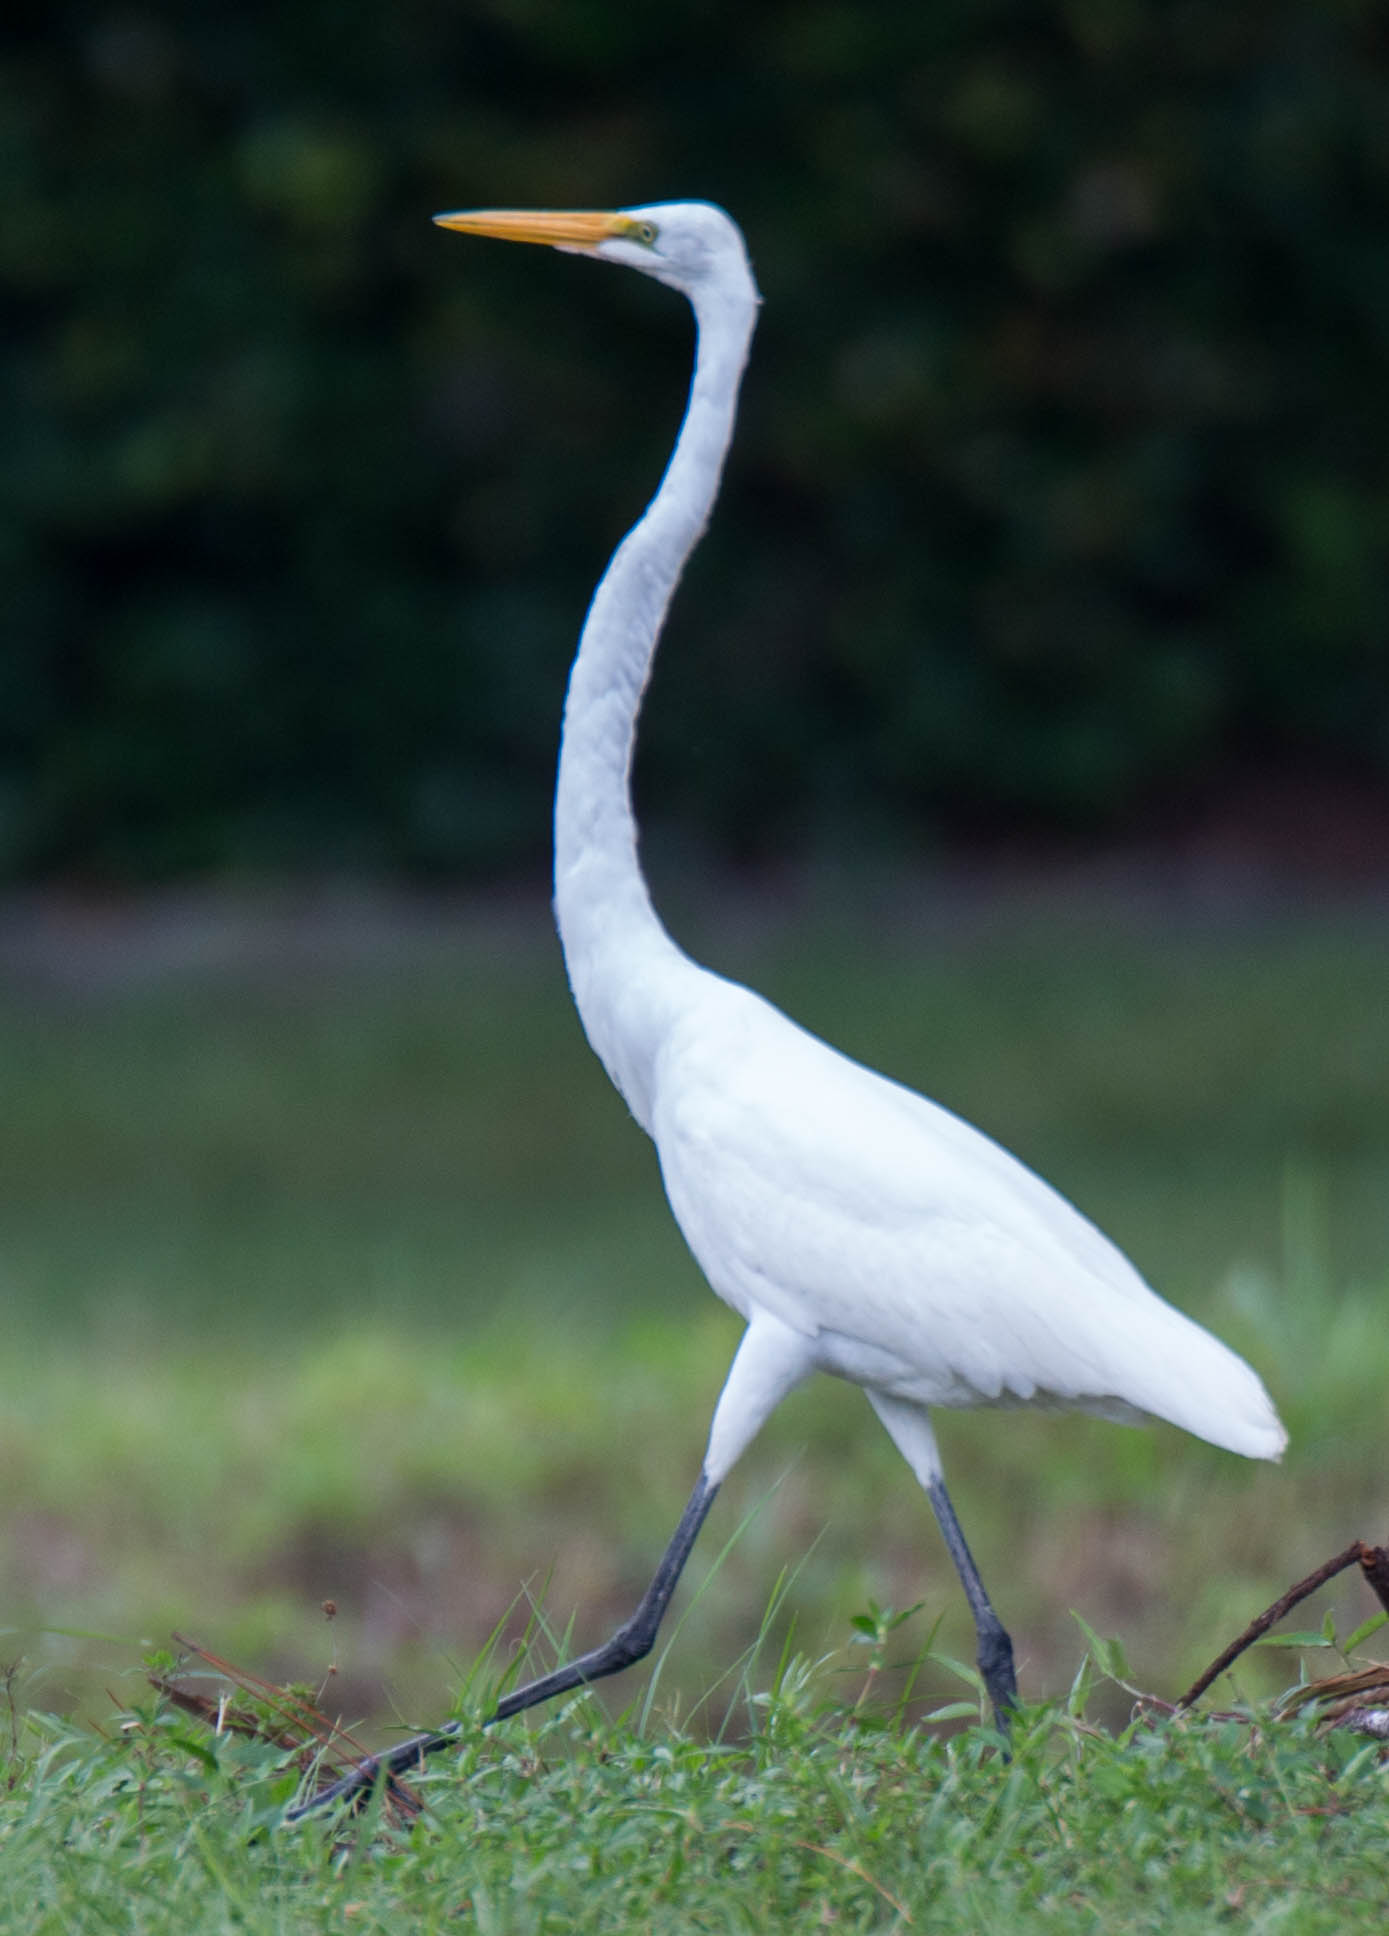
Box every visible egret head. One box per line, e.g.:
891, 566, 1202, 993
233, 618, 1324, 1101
433, 200, 759, 309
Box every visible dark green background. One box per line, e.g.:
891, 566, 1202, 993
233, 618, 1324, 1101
6, 1, 1387, 879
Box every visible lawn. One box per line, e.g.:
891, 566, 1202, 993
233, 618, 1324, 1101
5, 1653, 1389, 1932
0, 885, 1386, 1766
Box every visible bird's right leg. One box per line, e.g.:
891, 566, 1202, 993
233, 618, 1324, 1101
923, 1470, 1017, 1725
866, 1391, 1017, 1729
287, 1313, 816, 1820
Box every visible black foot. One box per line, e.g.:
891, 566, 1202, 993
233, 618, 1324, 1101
285, 1720, 463, 1821
978, 1618, 1017, 1732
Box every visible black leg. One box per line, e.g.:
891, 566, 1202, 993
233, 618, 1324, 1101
926, 1474, 1017, 1727
286, 1471, 720, 1820
494, 1469, 719, 1718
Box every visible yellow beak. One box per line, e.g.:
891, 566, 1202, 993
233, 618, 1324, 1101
432, 208, 624, 249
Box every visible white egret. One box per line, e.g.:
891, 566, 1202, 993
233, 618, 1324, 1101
291, 202, 1285, 1816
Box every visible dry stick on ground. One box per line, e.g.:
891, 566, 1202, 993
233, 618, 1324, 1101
1178, 1541, 1389, 1711
1361, 1543, 1389, 1613
152, 1633, 424, 1820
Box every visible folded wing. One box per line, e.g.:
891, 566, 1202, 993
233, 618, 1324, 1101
653, 979, 1286, 1461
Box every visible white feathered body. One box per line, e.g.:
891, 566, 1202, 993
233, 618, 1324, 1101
648, 969, 1283, 1461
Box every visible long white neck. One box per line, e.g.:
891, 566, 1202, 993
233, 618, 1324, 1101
553, 281, 759, 1131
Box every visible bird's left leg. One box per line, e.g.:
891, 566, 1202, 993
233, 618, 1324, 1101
284, 1477, 720, 1822
287, 1313, 816, 1820
866, 1391, 1017, 1729
483, 1310, 817, 1722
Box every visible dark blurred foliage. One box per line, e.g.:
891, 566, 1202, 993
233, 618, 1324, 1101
4, 0, 1388, 879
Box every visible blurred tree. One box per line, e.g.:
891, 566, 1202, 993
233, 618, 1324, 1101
3, 0, 1387, 878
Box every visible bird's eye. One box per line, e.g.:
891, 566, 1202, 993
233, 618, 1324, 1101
632, 221, 659, 247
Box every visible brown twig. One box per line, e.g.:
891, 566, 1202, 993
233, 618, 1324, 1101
152, 1677, 308, 1752
1358, 1543, 1389, 1616
153, 1632, 424, 1821
1178, 1540, 1386, 1711
1277, 1662, 1389, 1719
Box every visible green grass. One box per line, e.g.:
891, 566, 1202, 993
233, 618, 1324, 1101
3, 1640, 1389, 1933
0, 892, 1386, 1776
